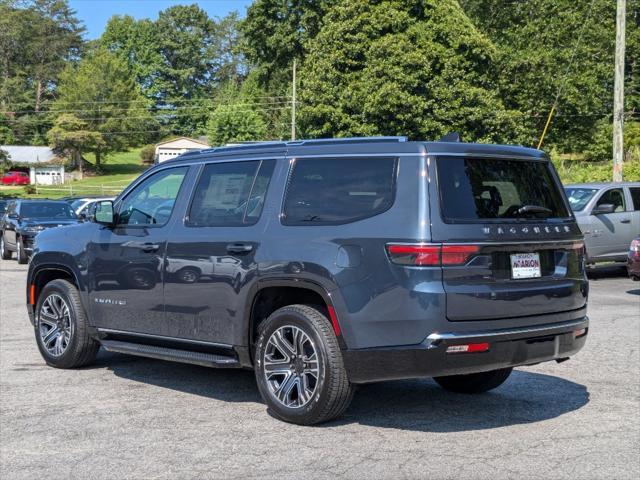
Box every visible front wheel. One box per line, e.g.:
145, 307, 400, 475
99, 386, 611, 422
16, 236, 28, 264
34, 279, 99, 368
0, 235, 11, 260
434, 367, 513, 394
254, 304, 354, 425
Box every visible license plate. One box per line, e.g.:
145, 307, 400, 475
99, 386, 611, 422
510, 252, 541, 279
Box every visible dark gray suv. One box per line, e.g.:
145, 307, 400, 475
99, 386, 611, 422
25, 137, 588, 425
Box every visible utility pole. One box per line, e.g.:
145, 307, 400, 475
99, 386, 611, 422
613, 0, 626, 182
291, 59, 297, 141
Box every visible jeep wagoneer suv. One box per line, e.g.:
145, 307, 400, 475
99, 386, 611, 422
25, 137, 588, 425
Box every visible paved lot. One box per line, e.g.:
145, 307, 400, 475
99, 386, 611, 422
1, 259, 639, 480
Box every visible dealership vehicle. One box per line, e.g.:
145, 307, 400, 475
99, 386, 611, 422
1, 170, 29, 185
628, 238, 640, 280
26, 137, 589, 425
0, 197, 16, 213
565, 182, 640, 264
69, 197, 115, 219
1, 199, 80, 263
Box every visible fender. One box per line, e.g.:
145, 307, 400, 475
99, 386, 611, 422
27, 255, 87, 325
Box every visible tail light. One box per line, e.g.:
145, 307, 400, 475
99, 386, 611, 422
631, 239, 640, 253
446, 342, 490, 354
386, 243, 479, 266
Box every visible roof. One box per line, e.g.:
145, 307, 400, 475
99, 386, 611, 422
0, 145, 58, 164
160, 136, 546, 165
155, 137, 210, 149
565, 182, 640, 188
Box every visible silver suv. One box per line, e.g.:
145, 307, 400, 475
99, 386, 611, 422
565, 182, 640, 264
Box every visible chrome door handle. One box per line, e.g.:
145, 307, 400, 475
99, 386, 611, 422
141, 243, 160, 253
226, 243, 253, 254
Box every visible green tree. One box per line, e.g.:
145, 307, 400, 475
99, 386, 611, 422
241, 0, 337, 87
101, 6, 245, 136
206, 79, 268, 145
0, 114, 15, 143
459, 0, 639, 152
0, 0, 84, 143
299, 0, 523, 143
50, 48, 157, 167
47, 114, 103, 171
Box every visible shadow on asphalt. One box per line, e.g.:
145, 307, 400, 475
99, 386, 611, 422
626, 288, 640, 296
586, 264, 629, 280
96, 350, 589, 431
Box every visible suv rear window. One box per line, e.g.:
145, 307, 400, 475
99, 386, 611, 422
283, 157, 397, 225
436, 157, 570, 222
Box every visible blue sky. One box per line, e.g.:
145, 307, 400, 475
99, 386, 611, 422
69, 0, 254, 39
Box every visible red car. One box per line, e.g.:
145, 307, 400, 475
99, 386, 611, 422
1, 171, 30, 185
628, 238, 640, 281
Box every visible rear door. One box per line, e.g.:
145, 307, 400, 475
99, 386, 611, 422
429, 155, 587, 321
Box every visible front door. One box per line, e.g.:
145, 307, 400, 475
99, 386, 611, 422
588, 187, 634, 259
163, 159, 277, 344
88, 166, 190, 333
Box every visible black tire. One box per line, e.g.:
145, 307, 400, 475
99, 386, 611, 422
16, 236, 28, 264
34, 279, 99, 369
434, 367, 513, 394
0, 234, 11, 260
254, 304, 354, 425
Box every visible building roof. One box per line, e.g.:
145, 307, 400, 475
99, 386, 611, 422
155, 137, 209, 149
0, 145, 58, 164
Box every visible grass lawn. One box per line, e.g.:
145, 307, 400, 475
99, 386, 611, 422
0, 148, 148, 199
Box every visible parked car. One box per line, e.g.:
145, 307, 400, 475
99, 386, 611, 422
1, 171, 30, 185
26, 137, 589, 425
0, 199, 80, 264
564, 182, 640, 265
69, 197, 115, 219
0, 197, 16, 213
628, 238, 640, 280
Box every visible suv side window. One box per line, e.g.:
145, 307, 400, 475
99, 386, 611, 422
283, 157, 397, 225
596, 188, 625, 213
117, 166, 188, 226
187, 160, 275, 227
630, 187, 640, 211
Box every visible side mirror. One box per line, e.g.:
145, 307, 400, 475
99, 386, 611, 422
592, 203, 615, 215
94, 200, 115, 226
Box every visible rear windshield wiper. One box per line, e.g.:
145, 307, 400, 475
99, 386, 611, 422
517, 205, 553, 216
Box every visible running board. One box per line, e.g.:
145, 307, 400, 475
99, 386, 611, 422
100, 340, 241, 368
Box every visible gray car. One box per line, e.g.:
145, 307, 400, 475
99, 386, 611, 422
565, 182, 640, 264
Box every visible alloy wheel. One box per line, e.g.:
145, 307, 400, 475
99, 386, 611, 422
263, 325, 320, 408
38, 294, 72, 357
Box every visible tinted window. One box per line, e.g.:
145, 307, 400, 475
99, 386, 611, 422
629, 187, 640, 211
187, 160, 275, 227
596, 188, 625, 213
283, 157, 396, 225
118, 167, 188, 226
20, 202, 76, 219
437, 157, 570, 221
565, 187, 598, 212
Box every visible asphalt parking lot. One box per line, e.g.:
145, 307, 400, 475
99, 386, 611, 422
1, 259, 639, 480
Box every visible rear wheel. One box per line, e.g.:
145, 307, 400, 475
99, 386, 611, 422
16, 236, 28, 264
434, 367, 513, 394
34, 279, 99, 368
0, 235, 11, 260
254, 304, 354, 425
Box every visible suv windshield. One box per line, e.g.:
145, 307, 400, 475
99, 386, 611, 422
564, 187, 599, 212
437, 157, 570, 221
21, 202, 76, 219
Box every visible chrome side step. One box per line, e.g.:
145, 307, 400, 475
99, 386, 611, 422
100, 340, 241, 368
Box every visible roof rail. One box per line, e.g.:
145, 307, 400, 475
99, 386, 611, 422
286, 136, 407, 146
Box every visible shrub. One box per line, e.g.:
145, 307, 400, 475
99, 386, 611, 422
140, 144, 156, 164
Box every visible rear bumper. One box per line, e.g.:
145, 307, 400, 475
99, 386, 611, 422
343, 317, 588, 384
